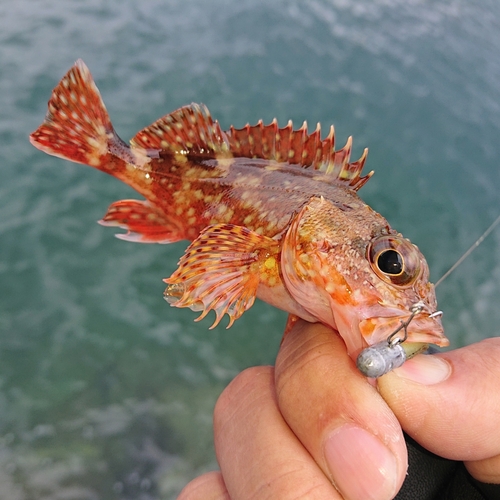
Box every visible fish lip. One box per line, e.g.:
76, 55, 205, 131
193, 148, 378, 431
408, 314, 448, 346
359, 310, 449, 348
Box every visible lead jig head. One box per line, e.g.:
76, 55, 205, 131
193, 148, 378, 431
356, 303, 440, 378
356, 340, 407, 378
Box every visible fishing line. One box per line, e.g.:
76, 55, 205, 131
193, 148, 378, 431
434, 213, 500, 288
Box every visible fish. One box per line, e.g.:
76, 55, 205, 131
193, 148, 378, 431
30, 59, 449, 359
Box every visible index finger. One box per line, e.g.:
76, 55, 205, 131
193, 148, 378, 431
275, 320, 408, 500
213, 366, 342, 499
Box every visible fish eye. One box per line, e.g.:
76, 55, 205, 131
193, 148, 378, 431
367, 235, 421, 287
377, 249, 403, 275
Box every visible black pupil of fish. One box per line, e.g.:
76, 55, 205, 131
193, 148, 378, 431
378, 250, 403, 275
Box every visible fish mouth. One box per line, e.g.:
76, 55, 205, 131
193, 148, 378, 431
359, 309, 449, 349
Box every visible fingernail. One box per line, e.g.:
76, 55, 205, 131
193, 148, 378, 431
394, 354, 451, 385
324, 424, 398, 500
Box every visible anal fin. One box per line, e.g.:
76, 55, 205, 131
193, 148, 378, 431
164, 223, 280, 329
98, 199, 184, 243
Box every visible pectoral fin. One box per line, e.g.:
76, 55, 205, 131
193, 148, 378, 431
164, 223, 280, 328
98, 199, 184, 243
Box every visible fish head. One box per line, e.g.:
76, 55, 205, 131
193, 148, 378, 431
281, 196, 449, 357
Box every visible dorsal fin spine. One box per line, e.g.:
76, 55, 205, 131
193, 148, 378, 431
340, 135, 353, 171
311, 123, 322, 164
262, 118, 277, 157
349, 148, 372, 190
321, 125, 335, 174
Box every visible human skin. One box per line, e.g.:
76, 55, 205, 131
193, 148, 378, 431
178, 320, 500, 500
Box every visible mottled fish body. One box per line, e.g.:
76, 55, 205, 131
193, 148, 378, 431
30, 60, 448, 359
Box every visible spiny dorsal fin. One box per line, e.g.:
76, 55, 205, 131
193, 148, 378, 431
227, 119, 372, 191
130, 103, 231, 157
131, 103, 372, 190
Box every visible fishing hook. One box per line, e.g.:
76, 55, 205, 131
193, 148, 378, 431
386, 301, 424, 346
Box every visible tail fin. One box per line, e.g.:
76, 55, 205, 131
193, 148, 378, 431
30, 59, 115, 167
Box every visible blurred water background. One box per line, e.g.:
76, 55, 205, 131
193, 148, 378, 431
1, 0, 499, 498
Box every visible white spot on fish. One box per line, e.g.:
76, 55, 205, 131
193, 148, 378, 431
216, 205, 228, 216
243, 214, 254, 225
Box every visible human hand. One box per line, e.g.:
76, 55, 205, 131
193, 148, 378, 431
178, 320, 500, 500
378, 335, 500, 486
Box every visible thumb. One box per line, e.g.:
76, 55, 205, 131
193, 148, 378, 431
378, 338, 500, 483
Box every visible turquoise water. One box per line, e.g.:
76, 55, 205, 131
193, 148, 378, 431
1, 0, 499, 498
